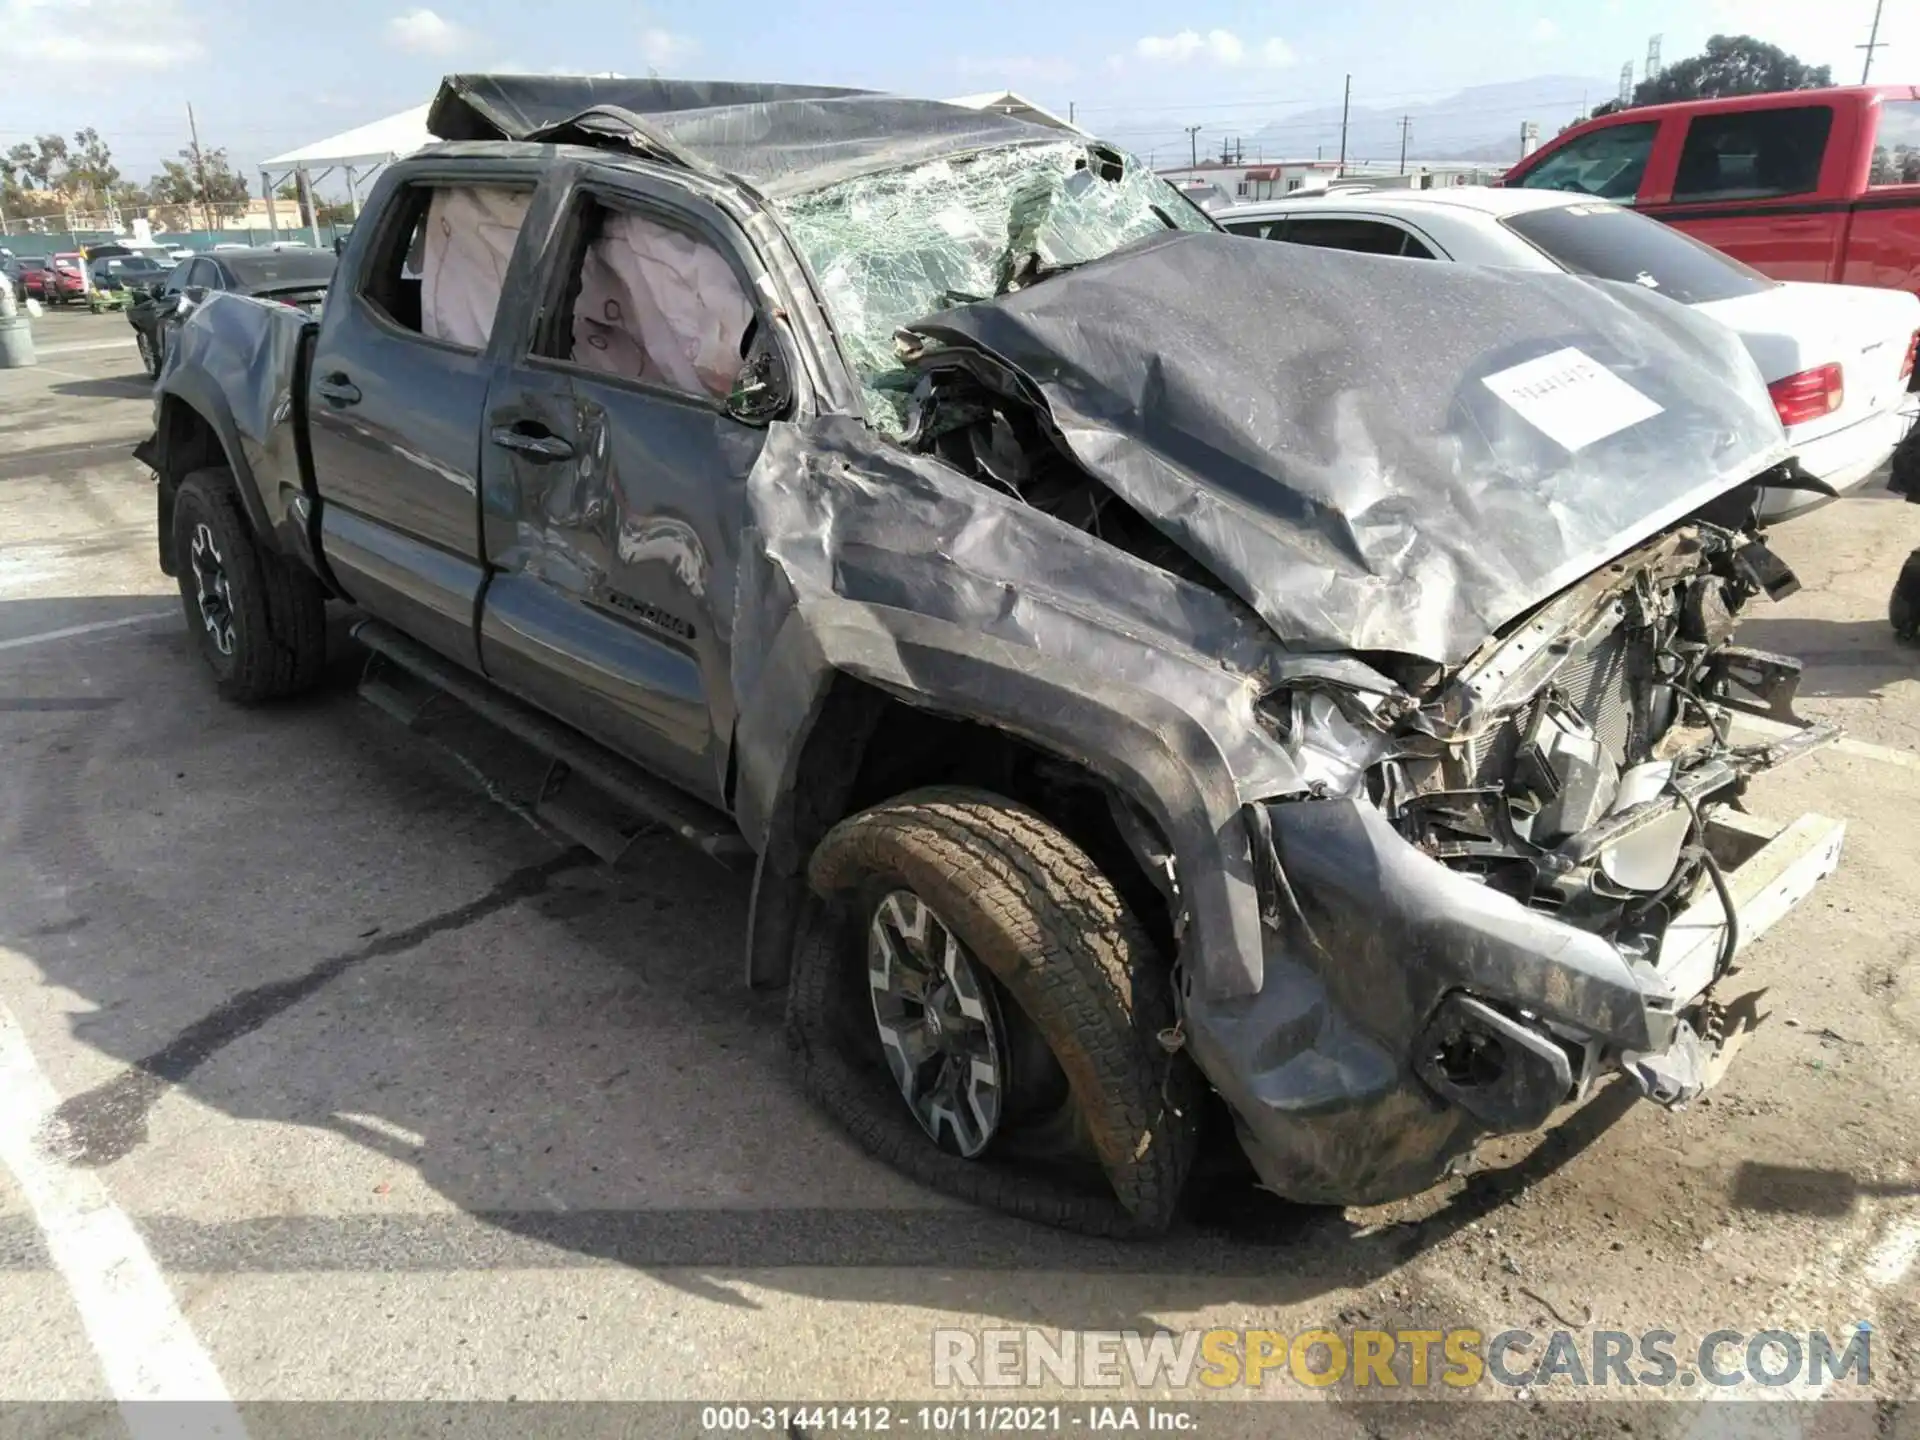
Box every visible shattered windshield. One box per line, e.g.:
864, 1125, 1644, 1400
780, 140, 1215, 429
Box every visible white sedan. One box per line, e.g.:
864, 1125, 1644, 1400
1219, 187, 1920, 520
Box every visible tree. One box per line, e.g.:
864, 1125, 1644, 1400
149, 142, 251, 229
62, 127, 122, 211
6, 134, 70, 190
3, 135, 77, 225
1613, 35, 1831, 111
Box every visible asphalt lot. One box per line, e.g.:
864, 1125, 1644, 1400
1, 306, 1918, 1435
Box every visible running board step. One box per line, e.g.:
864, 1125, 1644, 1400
351, 617, 753, 871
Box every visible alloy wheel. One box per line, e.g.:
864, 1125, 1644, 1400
188, 521, 235, 657
866, 889, 1007, 1158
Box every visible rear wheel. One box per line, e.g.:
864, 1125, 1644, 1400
136, 328, 160, 377
1892, 548, 1920, 645
789, 787, 1200, 1235
170, 468, 328, 703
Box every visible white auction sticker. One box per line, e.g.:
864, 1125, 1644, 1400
1481, 346, 1664, 452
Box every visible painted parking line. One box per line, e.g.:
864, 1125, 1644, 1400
0, 1001, 246, 1434
0, 612, 176, 654
32, 340, 140, 357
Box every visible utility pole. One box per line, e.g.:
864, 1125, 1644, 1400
1068, 101, 1075, 124
1398, 115, 1412, 174
1185, 124, 1202, 170
186, 102, 212, 234
1337, 75, 1352, 176
1859, 0, 1888, 81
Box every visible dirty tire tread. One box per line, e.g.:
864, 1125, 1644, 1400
789, 787, 1202, 1237
172, 469, 326, 703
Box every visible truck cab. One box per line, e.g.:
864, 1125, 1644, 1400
1505, 85, 1920, 296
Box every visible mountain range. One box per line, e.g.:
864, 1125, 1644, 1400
1239, 75, 1610, 167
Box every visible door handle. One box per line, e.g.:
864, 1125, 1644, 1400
489, 423, 575, 462
315, 374, 361, 406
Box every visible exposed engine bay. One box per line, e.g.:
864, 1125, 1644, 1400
1381, 526, 1813, 963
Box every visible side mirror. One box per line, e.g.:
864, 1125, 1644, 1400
725, 323, 792, 428
183, 286, 208, 303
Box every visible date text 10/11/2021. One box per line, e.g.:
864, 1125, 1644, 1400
699, 1405, 1197, 1432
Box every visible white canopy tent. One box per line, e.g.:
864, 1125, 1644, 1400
257, 104, 432, 238
943, 91, 1084, 135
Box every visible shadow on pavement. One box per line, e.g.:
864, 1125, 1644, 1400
1733, 616, 1915, 701
1, 598, 1645, 1333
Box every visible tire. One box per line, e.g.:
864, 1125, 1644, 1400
1892, 548, 1920, 645
136, 328, 160, 378
170, 468, 328, 703
789, 786, 1201, 1235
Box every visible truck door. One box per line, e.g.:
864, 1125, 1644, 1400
305, 167, 542, 670
476, 173, 789, 805
1644, 102, 1849, 282
1841, 96, 1920, 298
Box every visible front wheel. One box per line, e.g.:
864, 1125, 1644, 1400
788, 787, 1200, 1235
136, 328, 160, 378
170, 468, 328, 703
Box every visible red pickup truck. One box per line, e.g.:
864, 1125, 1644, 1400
1505, 85, 1920, 296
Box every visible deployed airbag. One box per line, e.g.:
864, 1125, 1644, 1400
418, 186, 532, 349
571, 212, 753, 399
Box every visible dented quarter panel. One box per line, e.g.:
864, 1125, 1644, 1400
153, 294, 318, 560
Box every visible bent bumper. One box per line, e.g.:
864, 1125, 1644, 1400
1763, 399, 1919, 520
1181, 786, 1844, 1207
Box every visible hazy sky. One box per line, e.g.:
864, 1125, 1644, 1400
2, 0, 1911, 192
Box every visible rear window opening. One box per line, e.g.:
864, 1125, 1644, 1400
1501, 203, 1776, 306
361, 183, 533, 349
1672, 106, 1833, 204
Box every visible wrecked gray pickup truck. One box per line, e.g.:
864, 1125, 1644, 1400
137, 75, 1844, 1235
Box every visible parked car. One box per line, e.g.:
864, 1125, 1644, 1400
137, 75, 1843, 1235
1504, 84, 1920, 297
86, 254, 174, 313
46, 252, 89, 304
128, 247, 336, 377
15, 256, 51, 301
1220, 187, 1920, 519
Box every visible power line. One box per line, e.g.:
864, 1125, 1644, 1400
1091, 95, 1591, 141
1070, 79, 1553, 116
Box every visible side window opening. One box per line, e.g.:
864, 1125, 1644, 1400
1671, 107, 1834, 203
1870, 100, 1920, 187
363, 183, 532, 349
540, 195, 757, 404
1514, 122, 1657, 200
1283, 217, 1434, 258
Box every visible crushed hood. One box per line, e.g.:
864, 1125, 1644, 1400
906, 231, 1789, 664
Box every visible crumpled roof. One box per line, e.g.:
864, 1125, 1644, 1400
909, 231, 1790, 664
427, 75, 1062, 196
